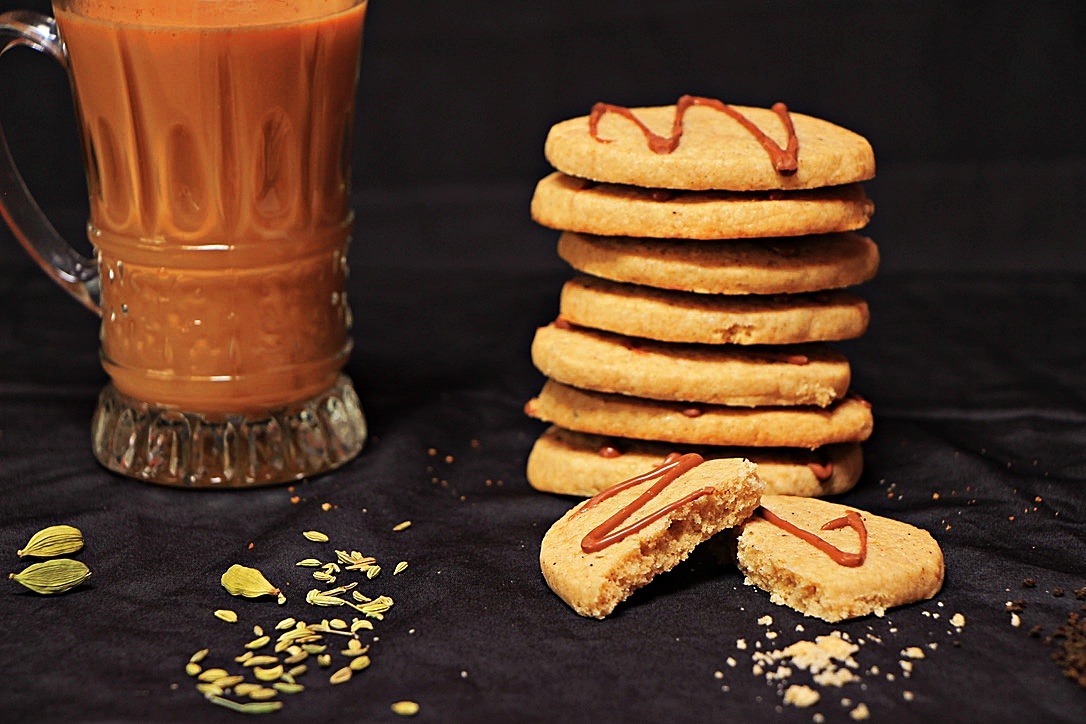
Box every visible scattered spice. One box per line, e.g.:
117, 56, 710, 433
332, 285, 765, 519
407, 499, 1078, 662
392, 521, 412, 532
329, 667, 352, 685
391, 700, 420, 716
206, 695, 283, 715
8, 558, 90, 595
303, 531, 330, 543
187, 527, 411, 714
16, 524, 84, 558
1046, 611, 1086, 687
221, 564, 281, 600
214, 609, 239, 624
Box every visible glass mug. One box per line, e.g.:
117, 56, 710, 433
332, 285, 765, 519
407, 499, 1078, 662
0, 1, 369, 487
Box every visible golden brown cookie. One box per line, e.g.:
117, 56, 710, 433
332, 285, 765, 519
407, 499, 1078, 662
736, 495, 945, 622
526, 426, 863, 498
559, 275, 869, 345
544, 99, 876, 191
531, 322, 850, 407
556, 231, 879, 295
540, 454, 763, 618
531, 173, 875, 240
524, 380, 874, 449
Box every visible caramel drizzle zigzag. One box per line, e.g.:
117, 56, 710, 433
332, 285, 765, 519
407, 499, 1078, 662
759, 507, 868, 567
574, 452, 714, 553
588, 95, 799, 174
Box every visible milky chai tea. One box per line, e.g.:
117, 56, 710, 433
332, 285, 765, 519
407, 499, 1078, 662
0, 1, 370, 486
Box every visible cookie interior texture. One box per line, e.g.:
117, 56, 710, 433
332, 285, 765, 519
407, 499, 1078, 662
526, 426, 863, 498
735, 495, 945, 622
540, 457, 763, 618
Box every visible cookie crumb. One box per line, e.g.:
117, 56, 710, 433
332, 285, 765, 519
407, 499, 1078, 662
950, 613, 966, 629
849, 702, 870, 720
783, 684, 820, 708
1010, 612, 1021, 627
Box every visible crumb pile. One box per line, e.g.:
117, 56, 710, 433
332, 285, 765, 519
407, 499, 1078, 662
715, 609, 970, 720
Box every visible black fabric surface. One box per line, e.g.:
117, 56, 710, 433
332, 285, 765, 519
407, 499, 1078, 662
2, 1, 1086, 722
2, 256, 1086, 722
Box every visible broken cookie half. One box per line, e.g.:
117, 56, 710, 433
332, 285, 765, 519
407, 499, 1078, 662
540, 454, 763, 618
736, 494, 945, 622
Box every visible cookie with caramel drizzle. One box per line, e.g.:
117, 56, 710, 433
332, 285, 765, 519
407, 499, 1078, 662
540, 455, 762, 618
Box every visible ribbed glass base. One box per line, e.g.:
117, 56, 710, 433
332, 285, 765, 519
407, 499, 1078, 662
90, 375, 366, 488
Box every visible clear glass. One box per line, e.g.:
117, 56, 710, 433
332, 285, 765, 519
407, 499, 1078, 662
0, 0, 369, 487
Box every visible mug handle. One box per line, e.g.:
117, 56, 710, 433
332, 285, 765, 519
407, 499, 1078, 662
0, 11, 99, 314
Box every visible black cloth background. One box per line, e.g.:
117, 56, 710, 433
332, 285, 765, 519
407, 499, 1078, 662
1, 1, 1085, 722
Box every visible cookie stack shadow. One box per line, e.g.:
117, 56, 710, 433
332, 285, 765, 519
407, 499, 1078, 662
524, 98, 879, 499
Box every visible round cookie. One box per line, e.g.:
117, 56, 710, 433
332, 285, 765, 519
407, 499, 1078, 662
524, 380, 874, 449
531, 322, 850, 407
544, 101, 875, 191
531, 173, 875, 240
540, 455, 764, 618
736, 495, 945, 622
557, 231, 879, 295
526, 426, 863, 498
560, 275, 869, 345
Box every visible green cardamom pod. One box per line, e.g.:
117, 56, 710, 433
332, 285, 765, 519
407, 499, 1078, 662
9, 558, 91, 594
17, 524, 84, 558
220, 564, 280, 599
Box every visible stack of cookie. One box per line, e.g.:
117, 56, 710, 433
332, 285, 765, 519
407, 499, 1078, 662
524, 96, 878, 498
